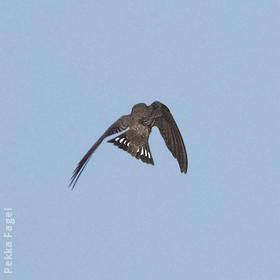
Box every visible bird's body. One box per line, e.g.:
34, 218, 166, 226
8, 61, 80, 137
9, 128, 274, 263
69, 101, 188, 189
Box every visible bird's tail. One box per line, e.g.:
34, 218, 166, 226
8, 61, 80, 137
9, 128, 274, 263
108, 132, 154, 165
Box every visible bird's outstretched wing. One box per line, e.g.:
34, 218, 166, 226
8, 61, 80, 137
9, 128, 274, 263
69, 116, 130, 189
152, 104, 188, 173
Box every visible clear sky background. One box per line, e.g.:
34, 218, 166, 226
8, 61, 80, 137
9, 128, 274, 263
1, 1, 280, 279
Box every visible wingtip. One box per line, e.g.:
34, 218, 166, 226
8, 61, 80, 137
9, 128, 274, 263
181, 167, 188, 174
68, 179, 75, 191
68, 170, 80, 190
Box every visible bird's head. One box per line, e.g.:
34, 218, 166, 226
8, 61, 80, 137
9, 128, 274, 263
131, 103, 147, 113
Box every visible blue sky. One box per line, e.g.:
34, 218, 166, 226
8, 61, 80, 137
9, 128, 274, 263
1, 1, 280, 279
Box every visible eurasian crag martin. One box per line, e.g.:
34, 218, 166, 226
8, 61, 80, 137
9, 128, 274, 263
69, 101, 188, 189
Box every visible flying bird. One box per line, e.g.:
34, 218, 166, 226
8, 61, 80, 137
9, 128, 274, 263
69, 101, 188, 189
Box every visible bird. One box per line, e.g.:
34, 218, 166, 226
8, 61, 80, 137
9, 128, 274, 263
69, 101, 188, 189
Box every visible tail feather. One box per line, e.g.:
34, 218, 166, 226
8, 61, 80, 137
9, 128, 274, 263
108, 132, 154, 165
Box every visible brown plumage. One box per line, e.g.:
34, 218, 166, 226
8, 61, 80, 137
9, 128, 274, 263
69, 101, 188, 189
